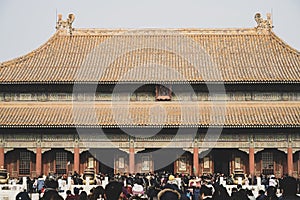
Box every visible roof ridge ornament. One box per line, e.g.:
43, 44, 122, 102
254, 13, 273, 33
56, 13, 75, 35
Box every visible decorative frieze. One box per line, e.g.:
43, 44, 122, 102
5, 134, 37, 141
255, 141, 288, 148
1, 92, 300, 102
252, 93, 281, 101
291, 134, 300, 141
95, 93, 112, 101
199, 133, 249, 142
254, 134, 287, 142
42, 134, 75, 141
135, 92, 155, 101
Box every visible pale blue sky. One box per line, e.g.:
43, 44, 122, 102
0, 0, 299, 62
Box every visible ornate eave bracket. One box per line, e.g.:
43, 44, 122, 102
254, 13, 274, 33
56, 13, 75, 35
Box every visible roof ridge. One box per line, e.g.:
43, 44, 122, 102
269, 31, 300, 55
60, 27, 264, 36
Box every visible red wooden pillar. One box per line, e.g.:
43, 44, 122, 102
74, 147, 80, 173
287, 147, 293, 176
0, 147, 4, 169
298, 153, 300, 177
193, 147, 199, 176
36, 147, 42, 176
249, 147, 255, 177
129, 147, 135, 174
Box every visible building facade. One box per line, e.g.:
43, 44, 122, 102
0, 13, 299, 178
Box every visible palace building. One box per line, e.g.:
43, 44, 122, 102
0, 13, 299, 178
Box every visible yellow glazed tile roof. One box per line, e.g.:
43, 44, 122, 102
0, 102, 299, 128
0, 28, 299, 84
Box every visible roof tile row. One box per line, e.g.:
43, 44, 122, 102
0, 29, 299, 83
0, 102, 299, 128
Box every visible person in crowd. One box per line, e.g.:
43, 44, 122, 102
266, 186, 278, 200
167, 175, 179, 187
88, 186, 105, 200
193, 186, 201, 200
256, 190, 267, 200
278, 176, 300, 200
231, 187, 239, 200
72, 171, 80, 185
147, 176, 159, 200
248, 174, 253, 185
32, 177, 38, 193
212, 184, 230, 200
247, 189, 256, 200
73, 187, 81, 200
199, 184, 213, 200
130, 183, 147, 199
162, 175, 179, 191
230, 186, 249, 200
65, 190, 75, 200
88, 188, 95, 199
42, 178, 63, 200
162, 175, 189, 200
158, 188, 181, 200
15, 190, 31, 200
79, 191, 88, 200
105, 181, 124, 200
37, 175, 45, 198
262, 175, 269, 190
236, 184, 249, 200
269, 175, 278, 188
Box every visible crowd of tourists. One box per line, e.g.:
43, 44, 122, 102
15, 172, 300, 200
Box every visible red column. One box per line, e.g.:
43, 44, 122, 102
74, 147, 80, 173
129, 147, 135, 174
297, 152, 300, 176
0, 147, 4, 169
249, 147, 255, 177
193, 147, 199, 176
287, 147, 293, 176
36, 147, 42, 176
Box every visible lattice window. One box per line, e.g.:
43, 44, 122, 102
55, 152, 67, 175
19, 152, 31, 175
262, 152, 274, 175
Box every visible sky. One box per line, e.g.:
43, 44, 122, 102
0, 0, 299, 62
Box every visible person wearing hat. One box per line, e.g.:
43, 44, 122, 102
162, 175, 179, 191
158, 188, 181, 200
167, 175, 179, 186
132, 183, 144, 195
130, 183, 147, 199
